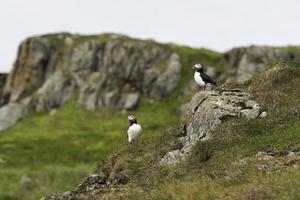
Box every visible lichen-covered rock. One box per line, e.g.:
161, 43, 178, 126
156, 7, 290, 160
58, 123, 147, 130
161, 89, 263, 164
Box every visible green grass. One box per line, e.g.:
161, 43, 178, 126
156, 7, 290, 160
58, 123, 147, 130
0, 96, 182, 199
145, 121, 300, 200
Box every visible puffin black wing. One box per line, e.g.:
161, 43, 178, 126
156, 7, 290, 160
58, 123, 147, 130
200, 72, 217, 86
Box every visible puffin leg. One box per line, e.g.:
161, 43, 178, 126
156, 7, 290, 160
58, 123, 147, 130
203, 85, 206, 91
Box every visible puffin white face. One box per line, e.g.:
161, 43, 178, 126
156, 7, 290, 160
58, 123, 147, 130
192, 63, 203, 71
128, 115, 137, 124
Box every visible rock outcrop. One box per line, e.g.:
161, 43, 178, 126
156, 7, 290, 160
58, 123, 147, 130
3, 37, 52, 103
161, 89, 263, 165
71, 39, 181, 110
221, 45, 296, 82
0, 33, 181, 132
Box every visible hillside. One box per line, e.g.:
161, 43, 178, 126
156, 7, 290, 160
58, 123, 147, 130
0, 33, 299, 200
45, 63, 300, 200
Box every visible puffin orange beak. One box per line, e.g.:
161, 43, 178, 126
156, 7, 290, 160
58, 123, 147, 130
192, 66, 195, 70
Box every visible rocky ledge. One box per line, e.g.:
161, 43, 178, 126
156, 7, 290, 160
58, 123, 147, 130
161, 89, 266, 165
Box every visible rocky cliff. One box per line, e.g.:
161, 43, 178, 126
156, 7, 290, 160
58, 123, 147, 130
0, 33, 182, 131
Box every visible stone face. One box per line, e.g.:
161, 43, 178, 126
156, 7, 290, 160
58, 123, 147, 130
32, 71, 75, 112
221, 46, 294, 82
161, 89, 263, 164
3, 37, 51, 102
148, 54, 181, 99
71, 40, 181, 110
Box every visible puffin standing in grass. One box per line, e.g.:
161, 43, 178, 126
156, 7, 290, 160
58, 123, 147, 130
127, 115, 142, 144
192, 63, 217, 91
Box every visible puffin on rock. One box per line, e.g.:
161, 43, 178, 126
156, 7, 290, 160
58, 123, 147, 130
192, 63, 217, 91
127, 115, 142, 143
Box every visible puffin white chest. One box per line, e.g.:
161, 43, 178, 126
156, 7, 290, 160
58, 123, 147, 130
194, 72, 205, 86
127, 124, 142, 143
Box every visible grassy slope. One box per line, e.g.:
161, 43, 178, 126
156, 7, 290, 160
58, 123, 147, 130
87, 64, 300, 200
0, 36, 221, 200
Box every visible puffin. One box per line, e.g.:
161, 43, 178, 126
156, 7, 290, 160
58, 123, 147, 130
127, 115, 142, 143
192, 63, 217, 91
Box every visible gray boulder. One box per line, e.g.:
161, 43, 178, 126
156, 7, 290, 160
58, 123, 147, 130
0, 103, 28, 132
161, 89, 263, 164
